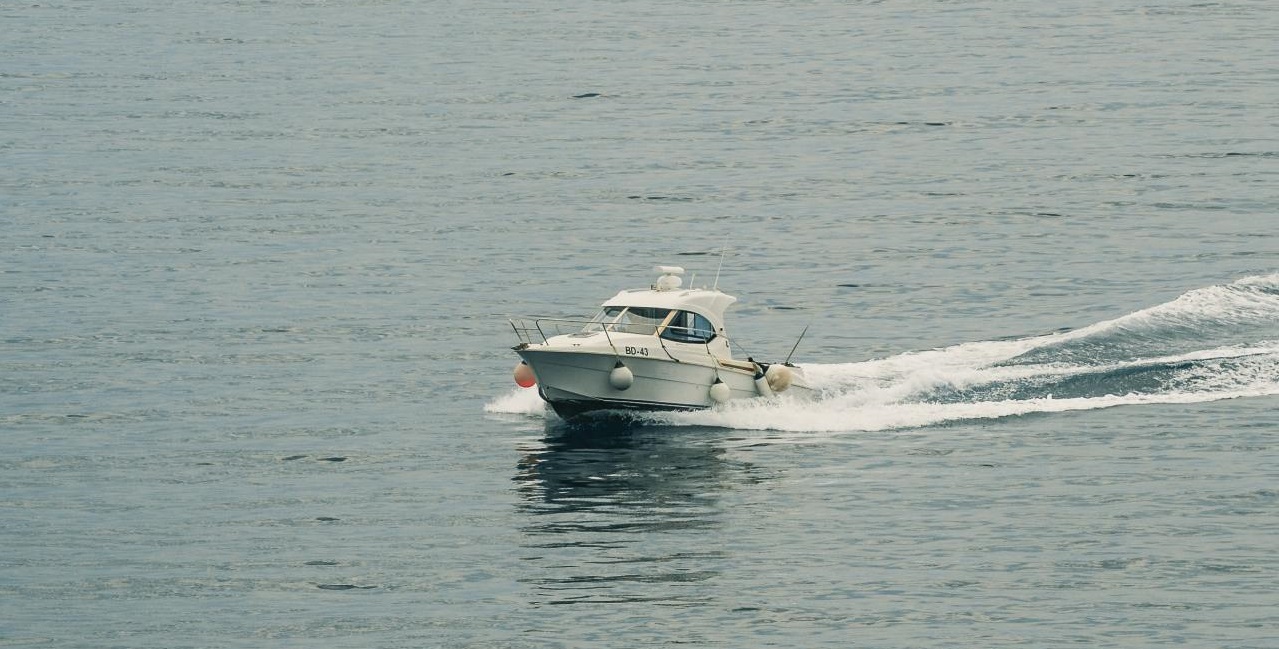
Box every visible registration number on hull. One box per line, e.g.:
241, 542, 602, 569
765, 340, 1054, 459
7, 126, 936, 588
624, 346, 650, 357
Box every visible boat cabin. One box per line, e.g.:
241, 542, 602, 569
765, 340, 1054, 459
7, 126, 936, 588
572, 266, 739, 358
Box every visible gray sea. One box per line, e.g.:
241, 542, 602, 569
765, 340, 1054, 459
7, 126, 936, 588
3, 1, 1278, 647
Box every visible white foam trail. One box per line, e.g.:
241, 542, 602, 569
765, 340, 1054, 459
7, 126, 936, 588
807, 343, 1279, 404
800, 337, 1051, 402
655, 384, 1279, 437
1060, 272, 1279, 339
653, 345, 1279, 433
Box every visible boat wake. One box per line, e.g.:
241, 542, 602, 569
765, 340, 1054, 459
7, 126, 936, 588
487, 274, 1279, 432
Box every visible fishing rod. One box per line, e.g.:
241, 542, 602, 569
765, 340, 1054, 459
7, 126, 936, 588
784, 324, 809, 366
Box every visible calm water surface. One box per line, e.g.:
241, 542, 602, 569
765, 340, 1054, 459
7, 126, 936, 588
3, 1, 1278, 647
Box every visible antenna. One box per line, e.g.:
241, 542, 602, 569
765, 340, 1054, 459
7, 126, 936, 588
712, 246, 727, 290
783, 324, 809, 365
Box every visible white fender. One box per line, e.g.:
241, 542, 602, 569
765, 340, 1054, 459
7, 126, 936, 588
765, 364, 793, 393
709, 378, 731, 404
753, 365, 774, 398
608, 361, 634, 390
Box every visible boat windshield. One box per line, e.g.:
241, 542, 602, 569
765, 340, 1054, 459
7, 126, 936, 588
615, 307, 671, 335
580, 306, 625, 333
579, 306, 672, 336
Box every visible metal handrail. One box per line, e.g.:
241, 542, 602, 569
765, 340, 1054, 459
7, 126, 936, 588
509, 317, 628, 358
509, 317, 617, 345
508, 317, 720, 347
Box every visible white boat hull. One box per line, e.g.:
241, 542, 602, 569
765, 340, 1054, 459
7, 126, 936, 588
508, 265, 815, 419
516, 348, 811, 419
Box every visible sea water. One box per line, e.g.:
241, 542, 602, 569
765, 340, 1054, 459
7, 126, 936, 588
3, 1, 1278, 647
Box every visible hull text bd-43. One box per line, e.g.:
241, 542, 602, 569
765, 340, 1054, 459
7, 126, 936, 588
508, 265, 812, 419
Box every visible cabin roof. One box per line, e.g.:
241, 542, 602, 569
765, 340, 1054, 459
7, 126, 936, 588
601, 288, 738, 327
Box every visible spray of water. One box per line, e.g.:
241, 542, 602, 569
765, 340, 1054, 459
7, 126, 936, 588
487, 274, 1279, 432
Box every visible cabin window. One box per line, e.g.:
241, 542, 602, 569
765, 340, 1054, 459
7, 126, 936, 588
614, 307, 671, 335
661, 310, 715, 344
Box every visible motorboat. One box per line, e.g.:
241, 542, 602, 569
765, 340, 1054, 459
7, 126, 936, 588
509, 266, 814, 419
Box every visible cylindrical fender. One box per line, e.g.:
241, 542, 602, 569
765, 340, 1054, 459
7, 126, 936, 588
753, 364, 774, 398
